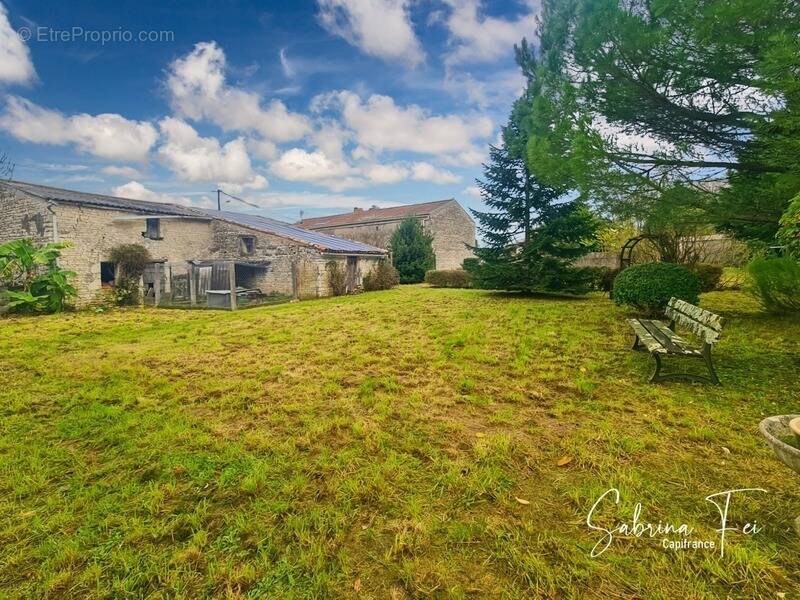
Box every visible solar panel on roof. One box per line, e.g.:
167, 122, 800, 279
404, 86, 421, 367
200, 209, 387, 254
3, 180, 387, 255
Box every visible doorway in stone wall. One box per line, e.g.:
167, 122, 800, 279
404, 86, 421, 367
345, 256, 358, 293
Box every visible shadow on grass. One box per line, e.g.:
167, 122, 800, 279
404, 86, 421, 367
479, 289, 596, 301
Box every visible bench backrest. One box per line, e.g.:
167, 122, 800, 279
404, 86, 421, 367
665, 297, 724, 345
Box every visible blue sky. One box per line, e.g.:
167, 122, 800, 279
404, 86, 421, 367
0, 0, 538, 222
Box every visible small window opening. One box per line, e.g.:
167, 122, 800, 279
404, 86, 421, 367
100, 262, 116, 286
240, 236, 255, 255
144, 218, 161, 240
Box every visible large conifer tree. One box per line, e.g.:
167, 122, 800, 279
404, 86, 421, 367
469, 137, 598, 293
468, 43, 598, 294
390, 218, 435, 283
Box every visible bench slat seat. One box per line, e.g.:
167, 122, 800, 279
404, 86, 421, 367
628, 319, 702, 356
627, 297, 723, 385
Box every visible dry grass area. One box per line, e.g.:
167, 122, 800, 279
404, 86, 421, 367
0, 286, 798, 598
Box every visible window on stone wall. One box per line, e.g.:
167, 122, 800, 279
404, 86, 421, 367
143, 218, 161, 240
240, 236, 255, 256
100, 262, 116, 286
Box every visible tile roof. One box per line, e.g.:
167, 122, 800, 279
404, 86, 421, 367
297, 198, 454, 229
3, 180, 387, 255
197, 209, 387, 254
2, 179, 202, 217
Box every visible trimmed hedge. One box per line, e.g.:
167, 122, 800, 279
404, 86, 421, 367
424, 269, 473, 288
613, 262, 700, 314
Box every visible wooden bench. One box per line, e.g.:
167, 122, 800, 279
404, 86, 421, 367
628, 297, 724, 385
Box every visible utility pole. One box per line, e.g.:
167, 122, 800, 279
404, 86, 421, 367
216, 189, 221, 211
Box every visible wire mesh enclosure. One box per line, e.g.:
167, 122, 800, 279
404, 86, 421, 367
143, 260, 292, 310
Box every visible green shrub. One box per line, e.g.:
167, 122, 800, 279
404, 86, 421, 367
108, 244, 152, 305
613, 262, 700, 314
462, 257, 480, 271
0, 239, 76, 314
778, 193, 800, 258
325, 260, 347, 296
424, 269, 473, 288
745, 257, 800, 313
390, 218, 435, 283
586, 267, 619, 292
363, 260, 399, 291
691, 263, 723, 292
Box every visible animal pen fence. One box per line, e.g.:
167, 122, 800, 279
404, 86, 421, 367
143, 260, 291, 310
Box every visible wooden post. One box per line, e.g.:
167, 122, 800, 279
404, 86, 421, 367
291, 259, 299, 299
153, 263, 161, 307
228, 261, 237, 310
188, 262, 197, 306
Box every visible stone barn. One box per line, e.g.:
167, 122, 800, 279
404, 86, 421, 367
298, 199, 476, 270
0, 180, 387, 306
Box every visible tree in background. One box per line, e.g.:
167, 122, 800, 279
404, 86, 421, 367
778, 194, 800, 258
390, 218, 435, 283
467, 41, 599, 295
468, 140, 598, 293
523, 0, 800, 248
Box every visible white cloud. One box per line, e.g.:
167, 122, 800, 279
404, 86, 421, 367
463, 184, 482, 198
157, 117, 262, 185
314, 90, 492, 160
0, 96, 157, 161
102, 165, 142, 178
410, 161, 461, 184
364, 163, 408, 184
167, 41, 310, 142
0, 3, 36, 84
247, 190, 394, 210
247, 137, 278, 161
279, 47, 295, 78
270, 147, 365, 191
111, 180, 205, 207
218, 174, 269, 194
317, 0, 424, 68
443, 67, 525, 109
443, 0, 539, 65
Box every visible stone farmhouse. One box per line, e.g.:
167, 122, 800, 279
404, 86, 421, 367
0, 180, 387, 306
297, 199, 476, 270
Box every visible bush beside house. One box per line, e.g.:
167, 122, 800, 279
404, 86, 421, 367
0, 239, 77, 314
363, 260, 400, 291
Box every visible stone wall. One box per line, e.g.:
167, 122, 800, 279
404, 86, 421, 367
574, 252, 620, 269
1, 190, 386, 305
208, 220, 318, 297
52, 202, 213, 304
0, 191, 54, 245
308, 200, 476, 271
426, 201, 476, 270
320, 221, 396, 250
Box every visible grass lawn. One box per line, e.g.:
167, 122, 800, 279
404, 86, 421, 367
1, 286, 798, 598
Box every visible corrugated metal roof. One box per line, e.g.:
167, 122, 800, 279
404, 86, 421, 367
2, 180, 204, 217
199, 209, 387, 254
3, 179, 387, 255
298, 198, 454, 229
